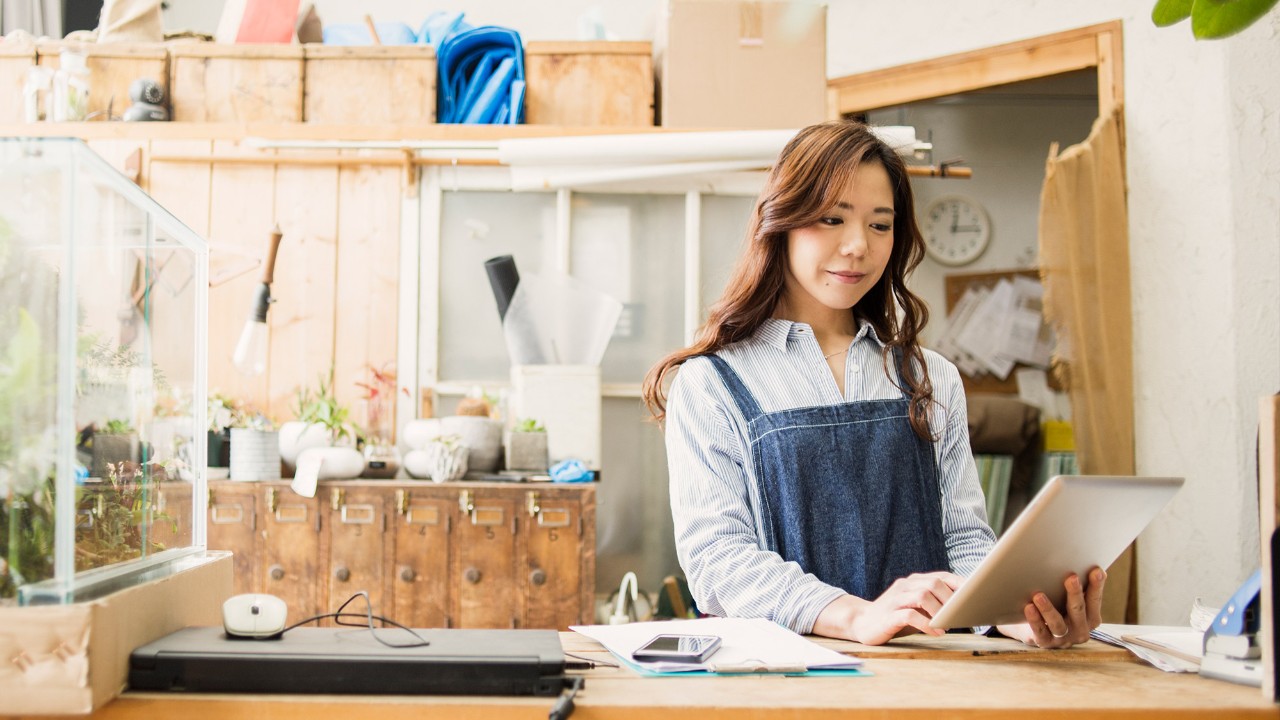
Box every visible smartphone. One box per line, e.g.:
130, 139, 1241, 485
631, 634, 722, 663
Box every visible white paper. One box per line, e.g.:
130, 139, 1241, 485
956, 279, 1017, 379
935, 286, 988, 377
1092, 624, 1201, 673
571, 617, 863, 673
501, 272, 623, 366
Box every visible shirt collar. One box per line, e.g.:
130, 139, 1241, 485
756, 317, 889, 351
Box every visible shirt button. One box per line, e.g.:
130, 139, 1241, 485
850, 364, 861, 373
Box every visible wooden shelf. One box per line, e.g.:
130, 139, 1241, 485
0, 122, 688, 142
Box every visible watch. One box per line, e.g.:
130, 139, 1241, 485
922, 195, 992, 266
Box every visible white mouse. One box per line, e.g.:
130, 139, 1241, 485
222, 593, 288, 639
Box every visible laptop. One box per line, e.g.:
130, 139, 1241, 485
129, 625, 569, 696
930, 475, 1184, 629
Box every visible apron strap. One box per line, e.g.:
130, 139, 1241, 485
703, 354, 765, 422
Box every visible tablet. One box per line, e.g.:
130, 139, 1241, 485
930, 475, 1183, 629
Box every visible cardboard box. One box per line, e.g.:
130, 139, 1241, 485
0, 552, 232, 715
655, 0, 827, 128
524, 41, 654, 126
169, 43, 303, 122
303, 44, 436, 124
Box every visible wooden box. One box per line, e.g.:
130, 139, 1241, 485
524, 41, 653, 126
35, 41, 168, 121
169, 43, 303, 122
0, 41, 36, 123
303, 45, 436, 124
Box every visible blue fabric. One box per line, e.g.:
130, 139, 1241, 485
550, 459, 592, 483
417, 11, 471, 47
704, 350, 950, 601
436, 25, 525, 124
322, 22, 418, 45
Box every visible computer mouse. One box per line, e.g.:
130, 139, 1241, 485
222, 593, 288, 639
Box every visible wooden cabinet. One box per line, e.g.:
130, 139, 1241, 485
206, 480, 595, 630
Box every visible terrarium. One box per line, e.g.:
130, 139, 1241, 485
0, 138, 209, 605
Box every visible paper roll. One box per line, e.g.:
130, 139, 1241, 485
484, 254, 520, 320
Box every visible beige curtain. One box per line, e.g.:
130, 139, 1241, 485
1038, 108, 1136, 622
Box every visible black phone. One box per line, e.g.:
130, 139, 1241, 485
631, 633, 722, 663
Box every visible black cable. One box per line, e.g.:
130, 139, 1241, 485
280, 591, 430, 648
548, 676, 584, 720
564, 652, 618, 668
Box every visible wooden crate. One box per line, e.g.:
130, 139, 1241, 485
35, 42, 168, 121
169, 43, 303, 122
303, 45, 436, 124
0, 41, 36, 123
524, 41, 653, 126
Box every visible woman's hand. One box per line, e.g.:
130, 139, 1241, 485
996, 567, 1106, 648
814, 571, 963, 646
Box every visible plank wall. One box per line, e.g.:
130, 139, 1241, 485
86, 139, 403, 426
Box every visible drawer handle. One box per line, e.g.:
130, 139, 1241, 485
400, 566, 416, 582
334, 566, 350, 583
269, 564, 285, 581
211, 504, 243, 524
530, 568, 547, 586
464, 567, 481, 584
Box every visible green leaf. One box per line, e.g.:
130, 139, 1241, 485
1192, 0, 1279, 38
1153, 0, 1194, 25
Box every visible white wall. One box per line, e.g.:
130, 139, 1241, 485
829, 0, 1280, 624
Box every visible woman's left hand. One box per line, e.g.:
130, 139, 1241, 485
995, 567, 1106, 648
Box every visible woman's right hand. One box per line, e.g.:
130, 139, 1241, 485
813, 571, 963, 645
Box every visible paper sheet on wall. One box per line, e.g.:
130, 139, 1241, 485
571, 617, 863, 674
935, 286, 988, 378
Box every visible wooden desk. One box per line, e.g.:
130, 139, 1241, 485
69, 633, 1277, 720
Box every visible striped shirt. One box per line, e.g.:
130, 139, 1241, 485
664, 318, 996, 635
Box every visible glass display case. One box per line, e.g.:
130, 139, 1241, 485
0, 138, 208, 605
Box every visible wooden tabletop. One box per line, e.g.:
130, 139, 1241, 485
60, 633, 1279, 720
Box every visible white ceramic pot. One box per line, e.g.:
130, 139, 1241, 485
278, 421, 331, 471
296, 446, 365, 480
401, 418, 443, 452
441, 415, 503, 472
403, 442, 469, 483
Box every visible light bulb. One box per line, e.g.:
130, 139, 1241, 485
233, 321, 268, 376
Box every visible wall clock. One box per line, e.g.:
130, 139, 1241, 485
922, 195, 992, 266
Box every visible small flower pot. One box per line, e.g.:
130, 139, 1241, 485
229, 428, 280, 481
505, 431, 548, 472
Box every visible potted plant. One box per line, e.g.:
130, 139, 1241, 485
278, 367, 354, 472
404, 434, 468, 483
355, 363, 402, 479
279, 367, 363, 484
228, 404, 278, 482
206, 393, 240, 476
90, 418, 139, 480
506, 417, 549, 472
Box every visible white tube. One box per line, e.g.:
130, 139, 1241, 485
510, 159, 766, 192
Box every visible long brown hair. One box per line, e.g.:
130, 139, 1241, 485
641, 120, 937, 440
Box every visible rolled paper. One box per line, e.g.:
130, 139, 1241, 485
484, 254, 520, 320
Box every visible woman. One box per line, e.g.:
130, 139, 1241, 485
641, 121, 1103, 647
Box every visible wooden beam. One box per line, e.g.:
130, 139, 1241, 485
828, 21, 1124, 115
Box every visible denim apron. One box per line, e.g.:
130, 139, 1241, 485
705, 350, 950, 601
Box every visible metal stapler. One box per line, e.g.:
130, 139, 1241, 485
1200, 568, 1263, 687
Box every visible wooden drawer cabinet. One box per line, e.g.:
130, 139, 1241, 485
206, 480, 595, 630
